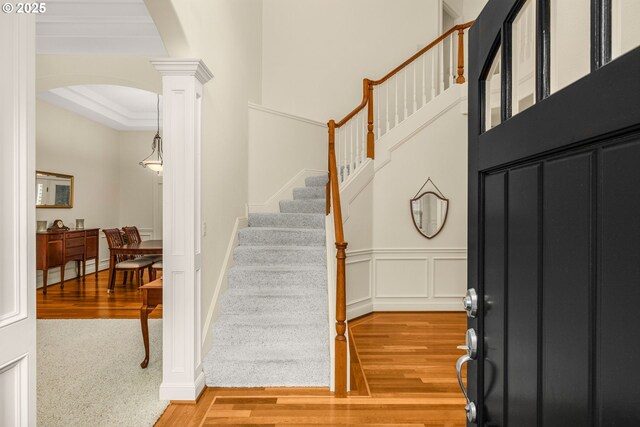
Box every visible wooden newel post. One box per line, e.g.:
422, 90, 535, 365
456, 28, 466, 84
365, 79, 375, 159
335, 240, 348, 398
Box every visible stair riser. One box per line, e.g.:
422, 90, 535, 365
228, 272, 326, 292
233, 247, 326, 266
305, 175, 329, 187
204, 359, 329, 387
220, 294, 328, 315
293, 187, 326, 200
212, 324, 328, 346
248, 213, 325, 229
238, 228, 325, 246
279, 199, 326, 214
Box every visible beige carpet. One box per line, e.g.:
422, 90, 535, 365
37, 319, 168, 427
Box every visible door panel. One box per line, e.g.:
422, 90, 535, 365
541, 153, 592, 426
482, 173, 506, 426
599, 137, 640, 424
506, 165, 539, 427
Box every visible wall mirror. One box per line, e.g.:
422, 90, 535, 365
410, 178, 449, 239
36, 171, 74, 208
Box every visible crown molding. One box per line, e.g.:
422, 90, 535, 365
38, 85, 161, 131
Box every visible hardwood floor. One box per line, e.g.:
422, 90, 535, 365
37, 269, 162, 319
155, 312, 468, 426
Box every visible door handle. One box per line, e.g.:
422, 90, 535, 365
456, 354, 477, 423
456, 328, 477, 423
463, 288, 478, 318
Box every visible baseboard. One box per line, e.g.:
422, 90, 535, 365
36, 258, 110, 288
248, 168, 326, 213
159, 371, 206, 402
201, 216, 247, 353
373, 301, 464, 311
347, 299, 374, 320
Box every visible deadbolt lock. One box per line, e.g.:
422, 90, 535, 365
462, 288, 478, 318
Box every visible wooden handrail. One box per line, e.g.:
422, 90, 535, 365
370, 21, 473, 86
327, 120, 348, 397
333, 21, 473, 132
326, 21, 474, 398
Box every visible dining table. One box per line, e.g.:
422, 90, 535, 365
107, 239, 163, 292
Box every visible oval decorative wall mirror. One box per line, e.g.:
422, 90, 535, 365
410, 178, 449, 239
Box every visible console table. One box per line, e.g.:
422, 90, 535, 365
36, 228, 100, 294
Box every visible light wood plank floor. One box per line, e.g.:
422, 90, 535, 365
155, 312, 468, 426
37, 269, 162, 319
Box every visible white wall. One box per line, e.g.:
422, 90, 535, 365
248, 103, 327, 211
163, 0, 264, 352
261, 0, 441, 123
342, 86, 468, 317
36, 100, 159, 287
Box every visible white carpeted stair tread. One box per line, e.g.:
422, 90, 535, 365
208, 343, 328, 362
293, 186, 326, 200
233, 245, 326, 266
305, 175, 329, 187
219, 292, 327, 315
248, 212, 325, 229
279, 199, 326, 214
212, 320, 328, 346
238, 227, 325, 246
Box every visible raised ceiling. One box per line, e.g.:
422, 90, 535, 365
36, 0, 167, 55
39, 85, 162, 131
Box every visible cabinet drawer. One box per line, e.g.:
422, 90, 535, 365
66, 237, 84, 248
65, 246, 84, 257
48, 233, 63, 241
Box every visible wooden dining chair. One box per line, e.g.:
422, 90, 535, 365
151, 260, 162, 281
103, 228, 153, 290
122, 226, 162, 262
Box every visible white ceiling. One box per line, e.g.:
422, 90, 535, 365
36, 0, 167, 55
39, 85, 162, 131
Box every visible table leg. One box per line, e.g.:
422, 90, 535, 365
140, 304, 152, 368
43, 269, 48, 295
108, 254, 116, 293
82, 258, 86, 282
60, 263, 65, 290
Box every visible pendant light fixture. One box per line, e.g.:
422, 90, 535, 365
140, 94, 163, 173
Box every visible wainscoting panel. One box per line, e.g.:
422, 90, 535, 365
375, 257, 429, 298
346, 258, 372, 305
433, 257, 467, 298
345, 248, 466, 316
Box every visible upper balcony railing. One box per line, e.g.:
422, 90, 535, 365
325, 21, 474, 398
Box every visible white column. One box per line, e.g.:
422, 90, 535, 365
151, 59, 213, 401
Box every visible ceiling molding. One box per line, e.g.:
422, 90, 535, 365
35, 0, 167, 55
38, 85, 162, 131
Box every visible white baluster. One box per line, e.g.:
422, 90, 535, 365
385, 82, 390, 133
375, 87, 381, 137
450, 34, 455, 87
361, 112, 365, 164
403, 69, 408, 120
343, 126, 347, 182
413, 62, 417, 113
430, 50, 436, 100
394, 76, 399, 126
439, 40, 445, 93
422, 53, 427, 106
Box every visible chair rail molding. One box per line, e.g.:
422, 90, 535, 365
151, 58, 213, 401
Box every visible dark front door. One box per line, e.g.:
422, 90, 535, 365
464, 1, 640, 425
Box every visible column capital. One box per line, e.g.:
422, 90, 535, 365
151, 58, 214, 84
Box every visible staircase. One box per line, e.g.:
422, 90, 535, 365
203, 175, 331, 387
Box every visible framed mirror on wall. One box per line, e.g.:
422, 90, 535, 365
410, 177, 449, 239
36, 171, 74, 208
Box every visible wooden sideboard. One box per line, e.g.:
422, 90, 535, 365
36, 228, 100, 294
